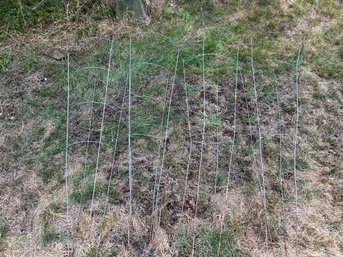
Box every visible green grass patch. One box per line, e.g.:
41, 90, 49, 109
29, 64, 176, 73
316, 58, 343, 79
0, 0, 65, 37
69, 174, 121, 204
176, 228, 247, 257
42, 228, 64, 246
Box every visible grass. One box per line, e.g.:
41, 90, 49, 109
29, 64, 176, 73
0, 52, 11, 71
0, 223, 8, 240
0, 222, 8, 251
69, 171, 121, 204
278, 158, 309, 178
0, 0, 116, 39
70, 181, 102, 204
82, 248, 99, 257
41, 203, 65, 246
42, 228, 64, 246
208, 115, 225, 129
1, 0, 343, 256
0, 0, 65, 38
176, 228, 247, 257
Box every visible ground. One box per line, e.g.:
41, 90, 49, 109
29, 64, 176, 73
0, 1, 342, 257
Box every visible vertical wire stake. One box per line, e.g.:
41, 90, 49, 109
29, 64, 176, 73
75, 81, 97, 228
95, 86, 128, 257
128, 37, 133, 245
273, 72, 285, 220
64, 52, 71, 257
214, 81, 220, 195
151, 82, 168, 239
89, 39, 115, 225
194, 32, 206, 217
294, 43, 303, 257
217, 43, 240, 256
181, 60, 193, 211
155, 49, 180, 227
251, 38, 269, 249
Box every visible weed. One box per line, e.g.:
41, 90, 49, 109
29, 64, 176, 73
42, 228, 64, 246
246, 145, 256, 156
208, 115, 225, 129
70, 180, 102, 204
279, 158, 309, 178
37, 167, 56, 184
296, 158, 309, 171
210, 174, 224, 188
0, 222, 8, 251
35, 126, 46, 140
0, 223, 8, 239
0, 52, 11, 71
175, 231, 193, 255
262, 84, 274, 95
21, 55, 38, 71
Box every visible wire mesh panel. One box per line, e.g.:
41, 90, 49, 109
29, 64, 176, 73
61, 32, 305, 256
